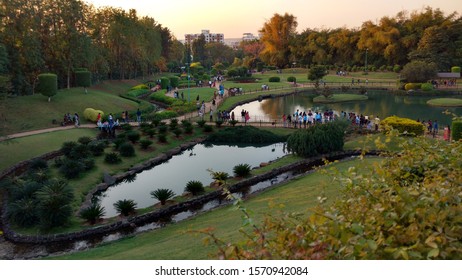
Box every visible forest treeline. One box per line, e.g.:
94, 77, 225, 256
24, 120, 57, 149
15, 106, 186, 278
0, 1, 461, 95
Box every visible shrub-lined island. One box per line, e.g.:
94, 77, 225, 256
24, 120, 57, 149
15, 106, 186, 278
426, 98, 462, 107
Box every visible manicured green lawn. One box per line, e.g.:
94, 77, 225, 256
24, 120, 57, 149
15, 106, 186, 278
426, 98, 462, 107
48, 157, 383, 260
313, 94, 368, 103
0, 128, 98, 172
1, 87, 140, 135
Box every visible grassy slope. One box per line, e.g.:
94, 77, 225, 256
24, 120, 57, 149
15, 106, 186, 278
49, 157, 383, 260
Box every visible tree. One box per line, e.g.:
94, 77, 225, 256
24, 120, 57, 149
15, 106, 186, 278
259, 13, 297, 68
401, 60, 437, 82
308, 65, 327, 83
75, 70, 91, 94
37, 73, 58, 102
192, 34, 207, 66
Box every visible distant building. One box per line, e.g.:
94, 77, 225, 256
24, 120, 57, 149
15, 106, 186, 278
437, 72, 461, 78
242, 33, 259, 41
184, 30, 224, 45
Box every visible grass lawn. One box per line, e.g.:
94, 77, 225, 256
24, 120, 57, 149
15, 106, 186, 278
0, 128, 98, 172
313, 94, 368, 103
1, 87, 141, 135
426, 98, 462, 107
48, 156, 383, 260
179, 87, 215, 102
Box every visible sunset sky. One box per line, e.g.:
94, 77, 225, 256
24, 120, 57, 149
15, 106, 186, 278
87, 0, 461, 39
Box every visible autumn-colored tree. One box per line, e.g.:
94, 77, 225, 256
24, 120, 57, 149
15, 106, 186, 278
259, 13, 297, 68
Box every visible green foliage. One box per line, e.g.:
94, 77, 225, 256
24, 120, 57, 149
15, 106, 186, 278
118, 142, 135, 157
287, 76, 296, 83
113, 199, 137, 216
401, 61, 438, 83
452, 121, 462, 141
173, 128, 182, 137
150, 189, 176, 205
158, 125, 168, 134
36, 179, 74, 229
393, 65, 401, 73
28, 158, 48, 171
131, 84, 149, 90
196, 119, 206, 127
61, 141, 78, 157
308, 65, 327, 82
77, 136, 93, 145
157, 133, 167, 143
169, 118, 179, 130
184, 124, 194, 134
139, 138, 153, 149
37, 73, 58, 101
75, 71, 91, 88
88, 141, 106, 156
104, 152, 122, 164
126, 131, 141, 143
127, 88, 150, 98
381, 116, 425, 136
404, 83, 422, 91
59, 159, 85, 179
268, 76, 280, 82
287, 121, 348, 157
233, 163, 252, 177
215, 120, 223, 127
421, 83, 433, 91
185, 180, 205, 196
203, 124, 213, 132
229, 120, 238, 127
160, 77, 170, 89
152, 110, 178, 120
7, 197, 39, 227
79, 203, 105, 224
83, 108, 104, 122
169, 76, 180, 88
206, 126, 286, 144
451, 66, 461, 73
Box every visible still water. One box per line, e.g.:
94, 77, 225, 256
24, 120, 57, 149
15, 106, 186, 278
95, 142, 287, 217
231, 91, 462, 126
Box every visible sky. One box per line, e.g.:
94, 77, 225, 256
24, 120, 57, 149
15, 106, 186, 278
86, 0, 462, 39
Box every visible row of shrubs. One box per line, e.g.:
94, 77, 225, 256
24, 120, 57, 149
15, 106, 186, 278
404, 82, 434, 91
381, 116, 425, 136
80, 163, 253, 224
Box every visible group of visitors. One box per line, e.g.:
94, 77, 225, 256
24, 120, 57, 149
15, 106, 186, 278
241, 109, 250, 124
61, 113, 80, 127
430, 79, 458, 88
283, 109, 337, 129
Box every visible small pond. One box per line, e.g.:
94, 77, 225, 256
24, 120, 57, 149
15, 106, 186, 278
95, 142, 288, 217
231, 91, 462, 126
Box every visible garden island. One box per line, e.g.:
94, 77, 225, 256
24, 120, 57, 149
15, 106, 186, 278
0, 2, 461, 260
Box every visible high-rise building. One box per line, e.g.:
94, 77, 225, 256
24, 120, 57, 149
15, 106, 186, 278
242, 33, 259, 41
184, 30, 224, 45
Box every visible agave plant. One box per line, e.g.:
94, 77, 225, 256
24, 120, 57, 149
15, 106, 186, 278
185, 180, 205, 196
150, 188, 176, 205
113, 199, 137, 216
80, 203, 106, 224
233, 163, 252, 177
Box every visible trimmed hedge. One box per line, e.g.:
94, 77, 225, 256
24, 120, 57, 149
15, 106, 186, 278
38, 73, 58, 101
381, 116, 425, 136
83, 108, 104, 122
269, 76, 280, 82
287, 76, 296, 83
169, 76, 180, 88
451, 66, 461, 73
452, 121, 462, 141
75, 71, 91, 88
160, 77, 170, 89
131, 84, 149, 90
404, 83, 421, 91
421, 83, 433, 91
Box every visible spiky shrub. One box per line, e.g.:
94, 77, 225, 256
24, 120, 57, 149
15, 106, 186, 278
146, 128, 156, 138
118, 142, 135, 157
185, 180, 205, 196
181, 120, 191, 127
197, 120, 206, 128
233, 163, 252, 177
184, 124, 194, 134
203, 124, 213, 133
126, 131, 141, 143
59, 159, 85, 179
150, 189, 176, 205
157, 133, 167, 143
82, 157, 95, 171
120, 123, 133, 131
80, 204, 105, 224
28, 158, 48, 171
229, 120, 238, 127
61, 141, 79, 157
152, 118, 160, 127
169, 118, 179, 130
7, 198, 39, 227
104, 152, 122, 164
68, 143, 92, 160
88, 141, 106, 156
78, 136, 93, 145
173, 128, 182, 137
158, 125, 168, 134
215, 120, 223, 127
140, 138, 153, 150
211, 171, 229, 183
113, 199, 137, 216
112, 138, 126, 150
36, 179, 74, 229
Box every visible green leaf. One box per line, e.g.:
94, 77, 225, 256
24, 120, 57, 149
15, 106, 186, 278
427, 248, 439, 259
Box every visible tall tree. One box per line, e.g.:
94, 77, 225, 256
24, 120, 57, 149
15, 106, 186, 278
259, 13, 297, 68
192, 34, 207, 66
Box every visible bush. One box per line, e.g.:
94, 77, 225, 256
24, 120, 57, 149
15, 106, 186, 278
269, 76, 280, 82
393, 65, 401, 73
83, 108, 104, 122
150, 189, 176, 205
82, 157, 95, 171
451, 66, 461, 73
139, 138, 153, 149
68, 144, 91, 160
287, 121, 348, 157
452, 121, 462, 141
381, 116, 425, 136
36, 179, 74, 229
404, 83, 422, 91
421, 83, 433, 91
118, 142, 135, 157
173, 128, 182, 137
127, 88, 150, 98
287, 76, 296, 83
38, 73, 58, 101
75, 71, 91, 88
78, 136, 93, 145
113, 199, 137, 216
131, 84, 149, 90
7, 197, 39, 227
126, 131, 141, 143
229, 120, 238, 127
203, 124, 213, 132
28, 158, 48, 171
160, 77, 170, 89
233, 163, 252, 177
157, 133, 167, 143
88, 141, 106, 156
185, 180, 205, 196
184, 124, 194, 134
169, 76, 180, 88
158, 125, 168, 134
104, 152, 122, 164
80, 204, 105, 224
153, 110, 178, 120
215, 120, 223, 127
206, 126, 286, 144
169, 118, 179, 130
146, 128, 156, 138
61, 141, 79, 157
59, 159, 85, 179
196, 120, 206, 127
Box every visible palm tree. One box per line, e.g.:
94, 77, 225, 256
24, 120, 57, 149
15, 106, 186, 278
80, 203, 106, 224
150, 189, 175, 205
185, 180, 205, 196
36, 179, 74, 229
113, 199, 137, 216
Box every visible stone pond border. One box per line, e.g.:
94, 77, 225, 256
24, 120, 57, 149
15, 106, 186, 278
1, 140, 382, 245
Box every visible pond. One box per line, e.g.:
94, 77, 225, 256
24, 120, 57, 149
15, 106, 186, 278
95, 142, 288, 217
231, 91, 462, 126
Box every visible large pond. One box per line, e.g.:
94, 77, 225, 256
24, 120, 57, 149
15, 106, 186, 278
231, 91, 462, 126
95, 142, 288, 217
